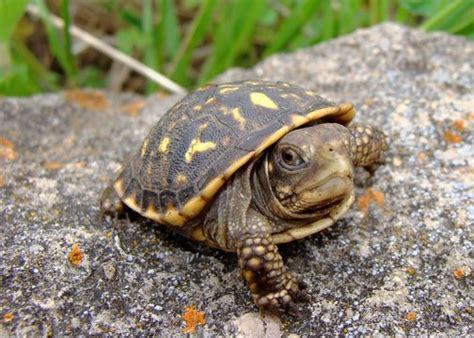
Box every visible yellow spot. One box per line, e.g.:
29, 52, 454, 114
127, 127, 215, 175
205, 97, 216, 105
305, 90, 316, 96
185, 138, 217, 163
250, 92, 278, 110
140, 139, 149, 158
174, 173, 188, 185
113, 179, 124, 195
222, 136, 232, 146
219, 86, 239, 94
231, 108, 246, 129
193, 105, 202, 111
158, 137, 171, 153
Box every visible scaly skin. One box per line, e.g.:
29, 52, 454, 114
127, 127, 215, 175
348, 123, 388, 169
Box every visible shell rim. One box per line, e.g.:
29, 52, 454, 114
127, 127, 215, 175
114, 102, 356, 226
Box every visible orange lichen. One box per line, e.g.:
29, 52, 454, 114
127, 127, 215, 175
181, 305, 206, 333
406, 267, 417, 277
443, 130, 461, 144
3, 312, 14, 322
122, 100, 146, 117
453, 267, 465, 279
0, 136, 18, 161
406, 311, 417, 321
43, 161, 65, 170
65, 89, 109, 111
68, 243, 84, 266
358, 189, 385, 214
452, 119, 466, 132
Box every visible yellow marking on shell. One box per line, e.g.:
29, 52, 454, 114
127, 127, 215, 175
158, 137, 171, 153
250, 92, 279, 110
123, 195, 140, 213
193, 104, 202, 111
280, 93, 290, 99
201, 175, 226, 200
335, 103, 356, 124
113, 179, 124, 195
181, 195, 207, 218
223, 151, 255, 180
205, 97, 216, 105
162, 205, 187, 226
140, 139, 149, 158
254, 126, 290, 155
289, 93, 302, 100
231, 107, 246, 129
184, 138, 217, 163
143, 204, 164, 223
290, 114, 310, 127
190, 226, 206, 241
219, 86, 239, 94
272, 192, 355, 244
306, 106, 340, 121
222, 136, 231, 146
199, 123, 209, 131
174, 173, 188, 185
305, 90, 316, 96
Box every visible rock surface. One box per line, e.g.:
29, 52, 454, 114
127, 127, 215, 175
1, 23, 473, 336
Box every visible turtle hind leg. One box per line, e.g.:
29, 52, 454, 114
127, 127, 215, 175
348, 123, 389, 172
99, 183, 127, 221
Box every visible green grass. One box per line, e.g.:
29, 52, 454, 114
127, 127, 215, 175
1, 0, 473, 96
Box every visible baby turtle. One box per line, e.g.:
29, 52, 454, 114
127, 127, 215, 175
101, 80, 388, 314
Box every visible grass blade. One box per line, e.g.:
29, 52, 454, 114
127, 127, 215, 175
0, 0, 29, 42
263, 0, 322, 57
420, 0, 472, 31
60, 0, 76, 85
169, 0, 217, 86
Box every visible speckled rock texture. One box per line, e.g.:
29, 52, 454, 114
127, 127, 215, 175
1, 23, 473, 336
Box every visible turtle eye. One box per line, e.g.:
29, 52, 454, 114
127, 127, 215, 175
278, 147, 305, 169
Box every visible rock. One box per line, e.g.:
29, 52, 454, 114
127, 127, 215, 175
1, 23, 473, 336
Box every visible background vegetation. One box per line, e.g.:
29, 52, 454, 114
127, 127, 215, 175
1, 0, 473, 96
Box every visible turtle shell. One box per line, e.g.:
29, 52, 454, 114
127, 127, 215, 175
113, 80, 355, 227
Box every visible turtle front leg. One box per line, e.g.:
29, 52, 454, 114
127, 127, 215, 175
348, 123, 389, 171
237, 209, 304, 314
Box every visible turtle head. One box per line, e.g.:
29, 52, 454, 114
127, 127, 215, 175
263, 123, 353, 218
